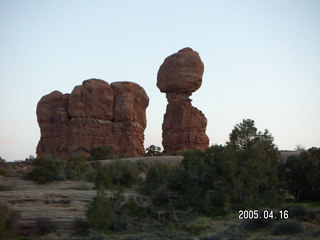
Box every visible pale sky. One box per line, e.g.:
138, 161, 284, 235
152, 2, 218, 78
1, 0, 319, 161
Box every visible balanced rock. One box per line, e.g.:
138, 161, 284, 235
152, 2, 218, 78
157, 47, 204, 94
36, 79, 149, 159
157, 48, 209, 153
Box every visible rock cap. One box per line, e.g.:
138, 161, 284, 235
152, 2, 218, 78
157, 47, 204, 94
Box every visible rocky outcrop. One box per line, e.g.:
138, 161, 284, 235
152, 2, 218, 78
0, 179, 148, 234
36, 79, 149, 159
157, 48, 209, 153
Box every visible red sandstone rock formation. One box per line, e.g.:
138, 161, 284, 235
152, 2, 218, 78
157, 48, 209, 153
36, 79, 149, 159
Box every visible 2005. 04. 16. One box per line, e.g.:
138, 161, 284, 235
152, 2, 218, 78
238, 210, 289, 220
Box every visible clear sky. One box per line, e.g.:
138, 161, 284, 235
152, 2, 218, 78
1, 0, 319, 161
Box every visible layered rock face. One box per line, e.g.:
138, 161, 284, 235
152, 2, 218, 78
36, 79, 149, 159
157, 48, 209, 153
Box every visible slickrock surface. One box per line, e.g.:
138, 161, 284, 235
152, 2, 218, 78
157, 48, 209, 153
0, 179, 148, 234
36, 79, 149, 159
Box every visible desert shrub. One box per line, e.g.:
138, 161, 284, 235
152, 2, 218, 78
36, 217, 57, 235
27, 156, 92, 183
27, 166, 56, 184
0, 203, 20, 238
92, 162, 112, 188
166, 166, 185, 191
59, 199, 71, 204
271, 219, 304, 235
55, 170, 68, 180
123, 197, 150, 218
86, 188, 113, 233
241, 217, 273, 231
183, 217, 212, 235
279, 147, 320, 201
167, 146, 236, 215
65, 156, 89, 178
109, 159, 141, 187
142, 162, 170, 192
86, 188, 126, 233
94, 159, 141, 189
89, 146, 113, 160
280, 204, 307, 220
25, 157, 62, 184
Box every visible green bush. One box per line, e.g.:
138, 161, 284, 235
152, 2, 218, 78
86, 188, 114, 233
25, 157, 62, 184
241, 217, 273, 231
271, 219, 304, 235
25, 156, 93, 183
143, 162, 169, 192
279, 147, 320, 201
65, 156, 89, 179
281, 204, 307, 219
86, 188, 126, 233
89, 146, 113, 160
109, 159, 140, 187
27, 166, 56, 184
93, 162, 112, 188
93, 160, 141, 189
123, 197, 150, 218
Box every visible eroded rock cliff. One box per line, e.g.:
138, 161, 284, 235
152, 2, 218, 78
36, 79, 149, 159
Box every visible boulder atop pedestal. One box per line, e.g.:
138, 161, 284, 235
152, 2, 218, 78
157, 48, 209, 153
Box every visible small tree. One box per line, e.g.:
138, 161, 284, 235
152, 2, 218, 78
86, 187, 126, 233
89, 146, 113, 160
295, 144, 305, 151
227, 119, 280, 208
146, 145, 162, 156
86, 187, 113, 233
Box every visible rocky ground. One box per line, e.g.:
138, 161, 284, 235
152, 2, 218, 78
1, 156, 319, 240
0, 156, 182, 235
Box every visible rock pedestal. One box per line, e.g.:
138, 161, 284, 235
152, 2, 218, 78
36, 79, 149, 159
157, 48, 209, 153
